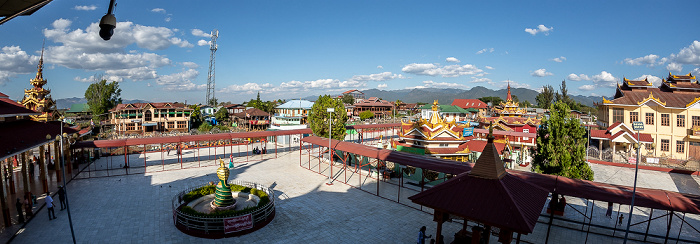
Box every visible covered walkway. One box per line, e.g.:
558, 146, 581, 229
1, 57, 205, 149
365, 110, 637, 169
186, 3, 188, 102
300, 135, 700, 243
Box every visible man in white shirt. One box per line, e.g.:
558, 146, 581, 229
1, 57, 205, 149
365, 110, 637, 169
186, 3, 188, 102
45, 192, 56, 220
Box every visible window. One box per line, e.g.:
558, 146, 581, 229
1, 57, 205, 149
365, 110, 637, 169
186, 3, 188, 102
677, 115, 686, 127
661, 114, 670, 126
612, 108, 624, 123
126, 123, 135, 131
645, 113, 654, 125
693, 116, 700, 126
439, 143, 449, 147
177, 121, 186, 128
630, 112, 639, 123
167, 121, 175, 129
523, 129, 529, 133
661, 139, 670, 152
676, 140, 685, 153
413, 141, 421, 145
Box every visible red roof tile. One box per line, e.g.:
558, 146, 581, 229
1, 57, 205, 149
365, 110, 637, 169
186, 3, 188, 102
0, 92, 39, 117
0, 120, 78, 160
451, 99, 488, 109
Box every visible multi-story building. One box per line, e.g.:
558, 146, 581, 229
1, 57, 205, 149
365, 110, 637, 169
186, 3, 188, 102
598, 73, 700, 160
271, 100, 313, 130
418, 102, 471, 122
109, 102, 192, 135
353, 97, 393, 117
451, 99, 488, 117
224, 104, 245, 115
342, 89, 365, 103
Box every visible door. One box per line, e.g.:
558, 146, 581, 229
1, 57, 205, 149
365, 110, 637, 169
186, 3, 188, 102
689, 141, 700, 161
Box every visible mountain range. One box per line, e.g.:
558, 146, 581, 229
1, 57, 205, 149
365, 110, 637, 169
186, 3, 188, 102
301, 86, 605, 107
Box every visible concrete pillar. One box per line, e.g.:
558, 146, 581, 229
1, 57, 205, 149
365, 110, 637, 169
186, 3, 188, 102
598, 140, 603, 160
8, 156, 15, 194
39, 146, 48, 193
21, 152, 30, 201
0, 159, 10, 226
54, 141, 61, 182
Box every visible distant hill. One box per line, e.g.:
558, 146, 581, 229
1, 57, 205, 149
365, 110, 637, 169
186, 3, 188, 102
56, 97, 150, 109
299, 86, 604, 107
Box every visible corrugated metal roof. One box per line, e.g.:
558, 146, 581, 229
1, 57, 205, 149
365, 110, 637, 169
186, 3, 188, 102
276, 100, 314, 109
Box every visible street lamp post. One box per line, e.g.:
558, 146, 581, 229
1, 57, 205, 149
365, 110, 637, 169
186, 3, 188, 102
326, 107, 334, 186
58, 117, 77, 244
624, 121, 644, 243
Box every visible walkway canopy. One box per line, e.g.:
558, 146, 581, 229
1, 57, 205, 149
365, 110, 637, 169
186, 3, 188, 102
300, 135, 700, 216
71, 123, 400, 149
0, 120, 77, 162
409, 132, 549, 235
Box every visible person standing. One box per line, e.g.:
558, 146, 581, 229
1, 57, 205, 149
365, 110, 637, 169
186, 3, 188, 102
417, 226, 432, 244
45, 192, 56, 220
29, 159, 35, 177
15, 198, 24, 223
57, 186, 66, 210
24, 197, 32, 218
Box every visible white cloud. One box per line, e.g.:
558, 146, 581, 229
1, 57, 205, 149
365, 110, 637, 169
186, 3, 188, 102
0, 46, 39, 84
378, 84, 387, 88
634, 75, 662, 86
470, 77, 491, 83
165, 17, 171, 22
401, 63, 484, 77
191, 29, 212, 38
182, 62, 199, 69
476, 48, 494, 54
567, 73, 591, 81
524, 24, 553, 36
220, 82, 274, 94
531, 68, 553, 77
551, 56, 566, 63
421, 80, 469, 89
592, 71, 619, 87
668, 40, 700, 66
197, 40, 210, 46
170, 38, 193, 48
445, 57, 460, 63
578, 85, 596, 91
488, 80, 530, 89
151, 8, 166, 13
74, 74, 123, 83
271, 78, 364, 94
74, 5, 97, 11
484, 66, 494, 70
106, 67, 158, 81
666, 62, 682, 72
349, 71, 404, 82
377, 65, 383, 69
623, 54, 659, 66
155, 69, 207, 91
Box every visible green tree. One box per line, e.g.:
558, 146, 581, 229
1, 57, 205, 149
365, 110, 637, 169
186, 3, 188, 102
342, 94, 354, 104
536, 85, 555, 109
214, 107, 229, 124
208, 97, 218, 106
84, 76, 122, 122
188, 104, 203, 129
359, 110, 374, 120
520, 100, 532, 108
394, 100, 402, 117
309, 95, 348, 141
478, 96, 503, 106
530, 101, 593, 180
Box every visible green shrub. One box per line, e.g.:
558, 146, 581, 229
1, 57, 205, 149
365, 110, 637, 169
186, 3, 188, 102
179, 183, 272, 217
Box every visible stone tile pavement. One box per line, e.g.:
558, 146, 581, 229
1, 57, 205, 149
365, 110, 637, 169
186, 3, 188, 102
10, 144, 700, 243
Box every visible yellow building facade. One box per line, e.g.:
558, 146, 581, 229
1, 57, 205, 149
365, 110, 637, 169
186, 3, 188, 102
598, 73, 700, 160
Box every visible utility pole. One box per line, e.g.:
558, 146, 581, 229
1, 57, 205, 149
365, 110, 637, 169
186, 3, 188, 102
206, 29, 218, 106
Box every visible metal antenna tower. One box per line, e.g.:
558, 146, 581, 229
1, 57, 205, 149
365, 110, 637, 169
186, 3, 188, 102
206, 29, 218, 105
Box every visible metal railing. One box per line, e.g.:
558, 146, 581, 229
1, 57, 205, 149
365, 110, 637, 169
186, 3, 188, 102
171, 180, 276, 234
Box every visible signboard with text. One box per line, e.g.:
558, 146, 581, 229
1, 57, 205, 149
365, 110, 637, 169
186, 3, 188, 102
224, 214, 254, 233
632, 121, 644, 131
628, 157, 636, 164
463, 127, 474, 137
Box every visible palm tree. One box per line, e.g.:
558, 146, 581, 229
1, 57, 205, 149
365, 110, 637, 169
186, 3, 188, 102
394, 100, 402, 120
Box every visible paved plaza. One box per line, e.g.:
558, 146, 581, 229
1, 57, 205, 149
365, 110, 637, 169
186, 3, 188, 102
9, 142, 700, 243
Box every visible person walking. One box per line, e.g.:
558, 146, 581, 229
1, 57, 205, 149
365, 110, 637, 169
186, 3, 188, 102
618, 214, 624, 226
24, 197, 32, 218
45, 192, 56, 220
15, 198, 24, 223
57, 186, 66, 210
29, 160, 35, 177
417, 226, 432, 244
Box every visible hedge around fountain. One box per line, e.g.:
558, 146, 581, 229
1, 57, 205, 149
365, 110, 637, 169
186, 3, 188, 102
172, 180, 276, 238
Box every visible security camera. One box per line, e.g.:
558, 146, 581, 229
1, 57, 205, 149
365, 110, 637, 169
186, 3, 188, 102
99, 13, 116, 40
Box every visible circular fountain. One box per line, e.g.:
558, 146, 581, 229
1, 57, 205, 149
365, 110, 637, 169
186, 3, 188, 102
172, 159, 275, 238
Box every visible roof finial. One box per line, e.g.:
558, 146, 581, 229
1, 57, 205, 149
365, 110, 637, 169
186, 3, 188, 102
487, 122, 494, 141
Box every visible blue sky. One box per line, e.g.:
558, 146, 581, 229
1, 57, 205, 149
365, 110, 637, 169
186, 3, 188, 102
1, 0, 699, 104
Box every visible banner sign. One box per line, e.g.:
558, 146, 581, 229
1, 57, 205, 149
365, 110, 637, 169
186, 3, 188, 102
469, 122, 480, 127
463, 127, 474, 137
224, 214, 254, 233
